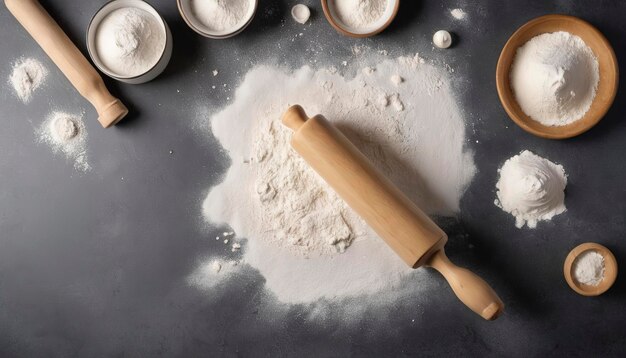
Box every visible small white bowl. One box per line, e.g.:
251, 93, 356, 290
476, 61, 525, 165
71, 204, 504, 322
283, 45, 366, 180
322, 0, 399, 37
177, 0, 258, 39
87, 0, 173, 84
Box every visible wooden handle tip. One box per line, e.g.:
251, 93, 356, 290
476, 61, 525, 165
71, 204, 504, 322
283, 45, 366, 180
97, 99, 128, 128
281, 105, 309, 131
482, 302, 503, 321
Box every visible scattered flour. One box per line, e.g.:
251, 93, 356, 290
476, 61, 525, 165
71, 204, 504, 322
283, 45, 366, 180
510, 32, 599, 126
450, 8, 466, 20
9, 58, 47, 103
95, 7, 166, 77
389, 93, 404, 111
211, 261, 222, 273
495, 150, 567, 229
333, 0, 387, 29
191, 0, 251, 32
197, 53, 476, 304
573, 250, 605, 286
38, 111, 90, 172
187, 258, 241, 290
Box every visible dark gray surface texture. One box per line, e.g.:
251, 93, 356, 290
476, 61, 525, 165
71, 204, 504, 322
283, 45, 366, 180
1, 0, 625, 357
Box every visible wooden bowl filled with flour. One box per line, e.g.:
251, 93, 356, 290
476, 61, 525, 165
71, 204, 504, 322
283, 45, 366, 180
564, 243, 618, 296
496, 15, 618, 139
177, 0, 258, 39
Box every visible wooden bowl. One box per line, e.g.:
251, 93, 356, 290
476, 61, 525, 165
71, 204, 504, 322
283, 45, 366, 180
496, 15, 618, 139
321, 0, 400, 38
564, 243, 618, 296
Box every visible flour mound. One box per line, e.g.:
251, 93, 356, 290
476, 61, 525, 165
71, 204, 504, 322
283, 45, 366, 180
51, 115, 79, 142
510, 32, 599, 126
9, 58, 47, 103
334, 0, 387, 29
573, 251, 605, 286
95, 7, 165, 77
495, 150, 567, 228
200, 54, 475, 303
38, 111, 90, 172
450, 8, 467, 20
191, 0, 250, 32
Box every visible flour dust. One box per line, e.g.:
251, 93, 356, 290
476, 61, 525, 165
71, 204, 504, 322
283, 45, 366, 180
194, 53, 476, 305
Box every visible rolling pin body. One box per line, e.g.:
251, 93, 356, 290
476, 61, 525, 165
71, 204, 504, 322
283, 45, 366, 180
5, 0, 127, 128
282, 105, 504, 320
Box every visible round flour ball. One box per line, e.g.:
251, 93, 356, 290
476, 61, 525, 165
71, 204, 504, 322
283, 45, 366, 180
433, 30, 452, 49
51, 114, 79, 142
494, 150, 567, 228
291, 4, 310, 24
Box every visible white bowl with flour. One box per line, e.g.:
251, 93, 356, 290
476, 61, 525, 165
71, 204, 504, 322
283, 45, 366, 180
177, 0, 258, 39
87, 0, 173, 84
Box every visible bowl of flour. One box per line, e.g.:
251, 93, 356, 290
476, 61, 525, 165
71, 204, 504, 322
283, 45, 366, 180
496, 15, 618, 139
564, 243, 617, 296
87, 0, 172, 84
177, 0, 258, 39
322, 0, 400, 37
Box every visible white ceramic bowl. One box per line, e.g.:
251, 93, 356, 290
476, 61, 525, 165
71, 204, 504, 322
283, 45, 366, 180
87, 0, 173, 84
177, 0, 258, 39
323, 0, 399, 37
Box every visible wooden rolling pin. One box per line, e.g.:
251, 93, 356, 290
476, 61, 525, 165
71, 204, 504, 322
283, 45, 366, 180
282, 105, 504, 320
5, 0, 127, 128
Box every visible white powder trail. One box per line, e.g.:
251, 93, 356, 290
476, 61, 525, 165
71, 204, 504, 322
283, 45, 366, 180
196, 54, 476, 304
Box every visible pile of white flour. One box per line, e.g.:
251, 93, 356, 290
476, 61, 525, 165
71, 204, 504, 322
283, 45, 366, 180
197, 53, 476, 303
450, 8, 467, 20
9, 58, 47, 103
573, 250, 605, 286
510, 32, 599, 126
95, 7, 165, 77
334, 0, 387, 29
191, 0, 251, 32
38, 111, 90, 172
495, 150, 567, 229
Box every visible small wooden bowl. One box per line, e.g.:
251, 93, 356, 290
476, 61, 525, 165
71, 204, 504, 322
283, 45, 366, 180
321, 0, 400, 38
496, 15, 618, 139
564, 243, 618, 296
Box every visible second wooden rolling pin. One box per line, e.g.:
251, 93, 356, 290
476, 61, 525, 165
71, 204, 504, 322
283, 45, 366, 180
282, 105, 504, 320
5, 0, 127, 128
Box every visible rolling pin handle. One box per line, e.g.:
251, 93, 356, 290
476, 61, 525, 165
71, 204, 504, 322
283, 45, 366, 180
281, 105, 309, 131
427, 250, 504, 320
84, 79, 129, 128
